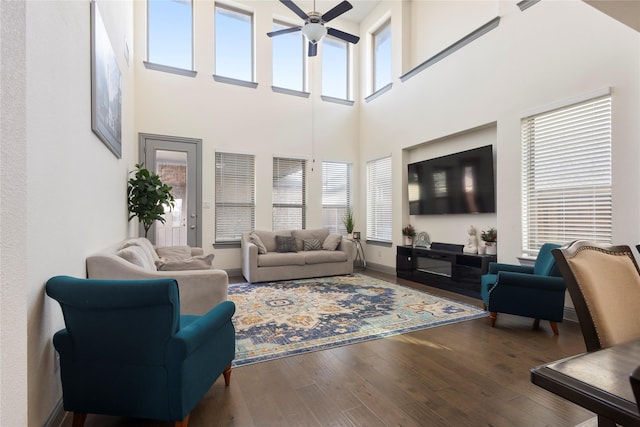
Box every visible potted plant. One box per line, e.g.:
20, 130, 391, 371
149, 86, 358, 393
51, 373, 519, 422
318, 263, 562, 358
343, 207, 355, 239
127, 163, 175, 238
481, 227, 498, 255
402, 224, 416, 246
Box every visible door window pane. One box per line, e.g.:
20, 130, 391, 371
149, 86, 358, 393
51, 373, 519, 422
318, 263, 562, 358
156, 150, 188, 246
215, 4, 253, 82
148, 0, 193, 70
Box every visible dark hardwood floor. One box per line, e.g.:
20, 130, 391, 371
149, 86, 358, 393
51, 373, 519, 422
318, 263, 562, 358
63, 271, 594, 427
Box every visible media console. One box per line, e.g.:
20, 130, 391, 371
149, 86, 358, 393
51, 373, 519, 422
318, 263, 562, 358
396, 242, 496, 299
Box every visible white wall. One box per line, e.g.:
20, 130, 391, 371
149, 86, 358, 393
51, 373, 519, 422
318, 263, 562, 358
358, 0, 640, 269
133, 0, 361, 270
20, 1, 135, 425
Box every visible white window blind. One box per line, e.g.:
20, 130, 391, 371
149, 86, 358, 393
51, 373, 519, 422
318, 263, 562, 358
521, 95, 612, 256
366, 156, 392, 242
322, 161, 352, 234
215, 152, 255, 242
273, 157, 306, 230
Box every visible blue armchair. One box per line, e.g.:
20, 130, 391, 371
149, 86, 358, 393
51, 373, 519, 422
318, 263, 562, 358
480, 243, 566, 334
45, 276, 236, 427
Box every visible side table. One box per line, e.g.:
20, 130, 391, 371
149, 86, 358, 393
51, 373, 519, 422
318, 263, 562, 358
352, 239, 366, 270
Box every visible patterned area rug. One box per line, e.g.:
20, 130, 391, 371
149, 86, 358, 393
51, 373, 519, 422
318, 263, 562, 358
228, 274, 487, 367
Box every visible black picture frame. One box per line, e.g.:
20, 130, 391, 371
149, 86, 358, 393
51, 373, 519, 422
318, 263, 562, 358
91, 0, 122, 158
352, 231, 361, 240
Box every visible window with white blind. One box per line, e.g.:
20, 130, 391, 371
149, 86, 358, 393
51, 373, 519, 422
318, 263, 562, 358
322, 161, 352, 234
273, 157, 306, 230
366, 156, 392, 242
215, 152, 255, 242
521, 94, 612, 257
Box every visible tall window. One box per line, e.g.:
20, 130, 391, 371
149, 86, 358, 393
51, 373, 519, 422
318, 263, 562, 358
322, 161, 352, 234
273, 157, 306, 230
215, 152, 255, 242
322, 37, 349, 100
521, 94, 612, 256
366, 156, 392, 242
147, 0, 193, 70
372, 19, 391, 93
272, 21, 305, 92
215, 4, 253, 82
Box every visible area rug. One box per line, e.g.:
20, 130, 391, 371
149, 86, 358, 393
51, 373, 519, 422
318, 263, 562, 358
228, 274, 487, 367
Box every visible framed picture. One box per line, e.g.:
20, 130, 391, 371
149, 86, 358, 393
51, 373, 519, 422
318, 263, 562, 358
352, 231, 361, 240
91, 0, 122, 158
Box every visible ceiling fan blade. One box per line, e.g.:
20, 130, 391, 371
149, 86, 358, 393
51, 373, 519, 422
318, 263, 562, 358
321, 1, 353, 23
327, 27, 360, 44
280, 0, 309, 21
267, 26, 302, 37
308, 42, 318, 57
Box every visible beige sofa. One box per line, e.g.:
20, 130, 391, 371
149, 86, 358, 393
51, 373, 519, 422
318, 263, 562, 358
241, 228, 355, 283
86, 237, 228, 315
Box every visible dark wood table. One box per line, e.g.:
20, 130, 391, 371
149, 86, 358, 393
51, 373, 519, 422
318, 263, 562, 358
531, 340, 640, 427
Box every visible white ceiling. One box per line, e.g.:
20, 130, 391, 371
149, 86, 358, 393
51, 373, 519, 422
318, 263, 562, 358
291, 0, 380, 23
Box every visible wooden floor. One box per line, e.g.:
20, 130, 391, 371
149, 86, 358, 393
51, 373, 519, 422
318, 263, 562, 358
62, 271, 594, 427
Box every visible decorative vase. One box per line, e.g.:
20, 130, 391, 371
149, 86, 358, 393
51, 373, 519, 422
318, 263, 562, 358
347, 233, 353, 240
485, 242, 497, 255
404, 236, 413, 246
478, 245, 486, 255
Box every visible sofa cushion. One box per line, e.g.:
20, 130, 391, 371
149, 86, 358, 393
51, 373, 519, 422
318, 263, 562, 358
156, 246, 193, 261
120, 238, 160, 262
250, 233, 268, 254
323, 233, 343, 251
276, 235, 298, 253
116, 246, 156, 271
156, 254, 215, 271
304, 250, 348, 264
257, 252, 306, 267
253, 230, 291, 253
292, 228, 330, 251
303, 239, 323, 251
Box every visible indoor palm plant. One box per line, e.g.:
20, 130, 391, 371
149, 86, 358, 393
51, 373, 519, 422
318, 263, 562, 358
343, 207, 355, 239
127, 163, 175, 238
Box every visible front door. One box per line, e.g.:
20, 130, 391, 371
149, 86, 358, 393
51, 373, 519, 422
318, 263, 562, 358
139, 134, 202, 247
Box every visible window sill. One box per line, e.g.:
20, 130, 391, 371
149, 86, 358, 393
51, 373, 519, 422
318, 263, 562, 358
321, 95, 354, 106
213, 75, 258, 89
365, 239, 392, 247
272, 86, 310, 98
213, 241, 241, 249
143, 61, 197, 77
364, 83, 392, 103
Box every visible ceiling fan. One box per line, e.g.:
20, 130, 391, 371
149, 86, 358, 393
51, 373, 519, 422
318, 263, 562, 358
267, 0, 360, 57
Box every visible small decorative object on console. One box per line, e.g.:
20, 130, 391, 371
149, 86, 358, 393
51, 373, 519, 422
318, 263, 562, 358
481, 227, 497, 255
402, 224, 416, 246
352, 231, 360, 240
414, 231, 430, 248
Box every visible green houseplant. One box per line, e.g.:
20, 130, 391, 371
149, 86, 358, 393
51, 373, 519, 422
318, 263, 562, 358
127, 163, 175, 238
343, 207, 355, 237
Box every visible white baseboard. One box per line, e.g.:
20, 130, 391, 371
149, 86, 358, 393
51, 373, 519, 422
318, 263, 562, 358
43, 399, 67, 427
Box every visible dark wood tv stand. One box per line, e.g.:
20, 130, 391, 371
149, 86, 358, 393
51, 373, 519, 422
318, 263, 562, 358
396, 242, 496, 299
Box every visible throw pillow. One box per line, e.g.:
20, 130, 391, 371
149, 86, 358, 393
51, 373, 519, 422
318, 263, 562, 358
116, 246, 156, 270
156, 245, 193, 261
156, 254, 215, 271
322, 233, 342, 251
303, 238, 323, 251
275, 235, 298, 253
250, 233, 268, 254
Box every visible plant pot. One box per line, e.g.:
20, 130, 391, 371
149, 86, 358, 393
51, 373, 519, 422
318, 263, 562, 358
404, 236, 413, 246
485, 242, 497, 255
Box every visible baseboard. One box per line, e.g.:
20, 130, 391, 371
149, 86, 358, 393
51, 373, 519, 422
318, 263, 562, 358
563, 306, 578, 322
224, 268, 243, 279
362, 262, 396, 276
43, 399, 67, 427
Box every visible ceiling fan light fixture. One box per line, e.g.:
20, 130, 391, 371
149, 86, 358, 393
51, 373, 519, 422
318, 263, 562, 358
302, 22, 327, 44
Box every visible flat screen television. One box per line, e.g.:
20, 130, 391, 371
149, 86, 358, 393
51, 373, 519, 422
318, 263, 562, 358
408, 145, 496, 215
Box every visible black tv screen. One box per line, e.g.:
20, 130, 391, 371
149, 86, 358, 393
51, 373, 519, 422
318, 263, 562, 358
408, 145, 496, 215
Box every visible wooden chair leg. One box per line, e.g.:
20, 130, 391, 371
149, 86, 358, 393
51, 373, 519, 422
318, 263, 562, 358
533, 318, 540, 330
490, 312, 497, 327
174, 414, 190, 427
223, 363, 232, 386
550, 321, 559, 335
72, 413, 87, 427
483, 303, 487, 311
